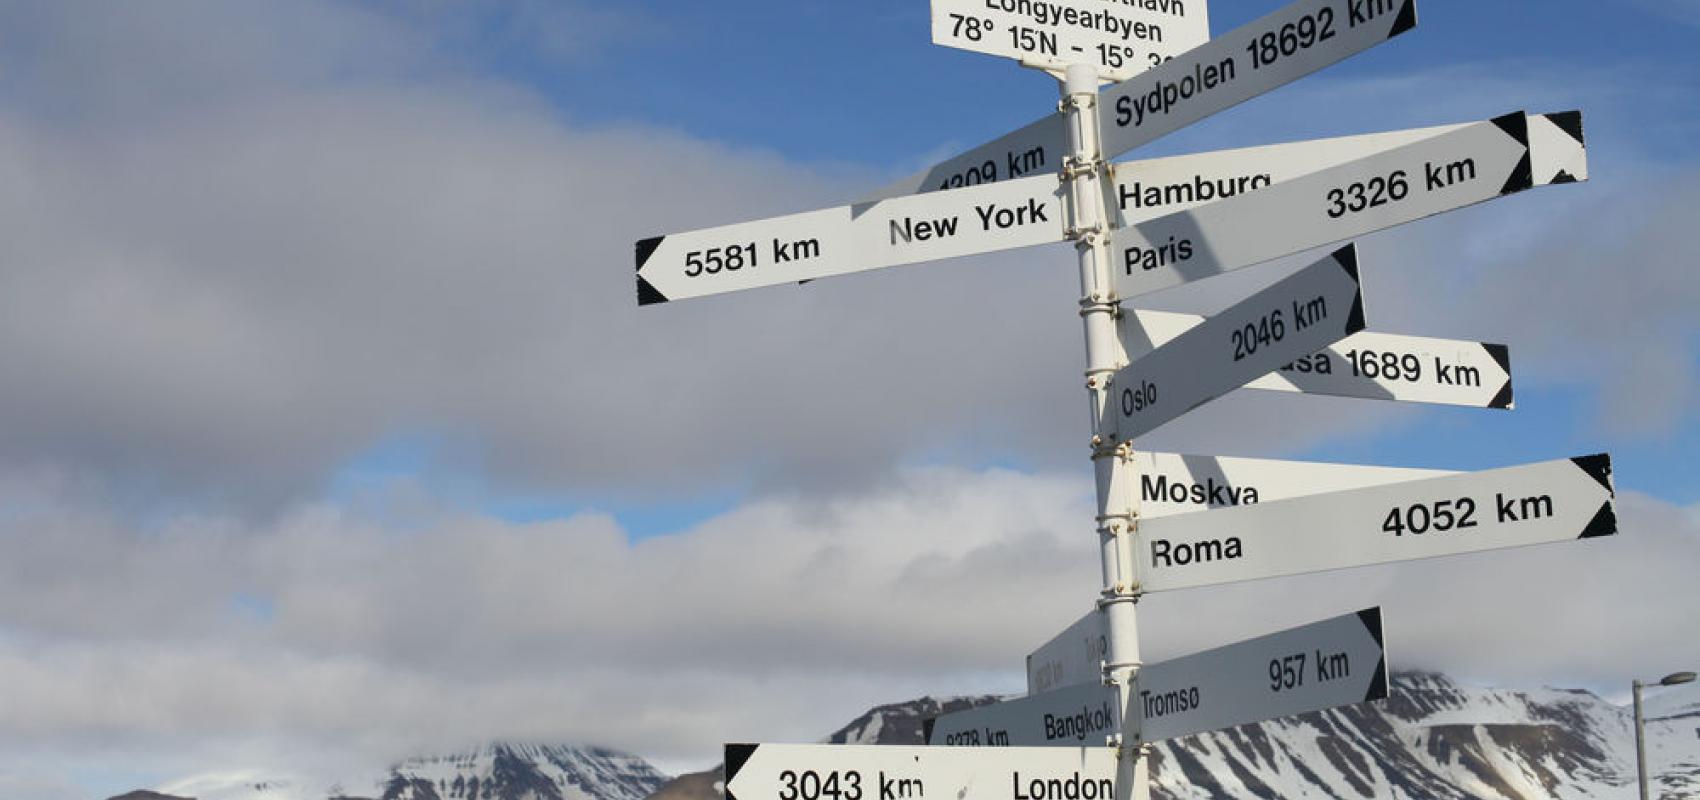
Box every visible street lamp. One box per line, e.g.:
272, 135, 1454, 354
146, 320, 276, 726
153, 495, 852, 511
1635, 671, 1697, 800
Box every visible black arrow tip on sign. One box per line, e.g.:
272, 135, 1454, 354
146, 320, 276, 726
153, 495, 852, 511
1546, 110, 1586, 146
1357, 607, 1385, 650
1571, 453, 1615, 494
922, 717, 937, 744
1389, 0, 1418, 38
1489, 380, 1515, 410
724, 744, 757, 798
1580, 501, 1619, 539
636, 236, 664, 271
1333, 245, 1367, 334
637, 276, 670, 306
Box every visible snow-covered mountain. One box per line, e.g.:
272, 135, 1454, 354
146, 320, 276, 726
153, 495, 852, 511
650, 672, 1700, 800
143, 743, 669, 800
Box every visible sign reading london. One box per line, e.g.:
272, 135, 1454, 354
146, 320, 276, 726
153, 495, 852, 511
724, 743, 1120, 800
931, 0, 1209, 80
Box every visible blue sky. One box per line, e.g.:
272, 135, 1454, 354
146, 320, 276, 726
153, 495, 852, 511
0, 2, 1697, 797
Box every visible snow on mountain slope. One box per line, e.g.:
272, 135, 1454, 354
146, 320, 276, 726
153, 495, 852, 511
375, 742, 669, 800
152, 743, 669, 800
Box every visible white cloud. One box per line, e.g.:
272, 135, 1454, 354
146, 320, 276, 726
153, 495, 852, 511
0, 469, 1695, 788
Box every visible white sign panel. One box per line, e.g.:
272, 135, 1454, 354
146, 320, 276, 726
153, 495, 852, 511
1132, 451, 1454, 519
925, 682, 1118, 747
871, 0, 1416, 201
723, 743, 1121, 800
1111, 112, 1587, 299
1109, 120, 1465, 225
636, 175, 1066, 304
931, 0, 1209, 81
1126, 310, 1515, 409
1137, 608, 1388, 741
1027, 610, 1108, 695
1107, 244, 1365, 440
946, 609, 1388, 745
1101, 0, 1417, 157
1135, 454, 1618, 593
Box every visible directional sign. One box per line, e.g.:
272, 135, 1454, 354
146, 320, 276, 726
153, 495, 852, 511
1027, 610, 1108, 695
1110, 111, 1588, 299
723, 743, 1120, 800
870, 0, 1417, 201
1132, 451, 1454, 519
926, 681, 1118, 747
1136, 607, 1388, 741
1106, 244, 1365, 440
1125, 310, 1515, 409
931, 0, 1209, 82
1134, 454, 1617, 593
1109, 120, 1466, 225
635, 174, 1066, 305
940, 609, 1387, 745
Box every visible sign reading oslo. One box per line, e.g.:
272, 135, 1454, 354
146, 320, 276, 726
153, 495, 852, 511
1108, 243, 1366, 441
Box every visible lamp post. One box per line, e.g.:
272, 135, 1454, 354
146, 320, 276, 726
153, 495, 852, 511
1635, 670, 1697, 800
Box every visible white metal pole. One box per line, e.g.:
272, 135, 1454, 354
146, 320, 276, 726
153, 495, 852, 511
1635, 679, 1649, 800
1058, 63, 1148, 800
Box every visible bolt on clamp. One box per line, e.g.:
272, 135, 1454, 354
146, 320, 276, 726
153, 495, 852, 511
1065, 224, 1107, 242
1060, 155, 1106, 179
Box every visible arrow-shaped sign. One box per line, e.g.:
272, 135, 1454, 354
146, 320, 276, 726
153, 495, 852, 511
931, 0, 1209, 82
1135, 454, 1617, 593
935, 609, 1389, 746
1136, 607, 1388, 741
1110, 111, 1588, 299
1125, 310, 1515, 409
870, 0, 1417, 201
723, 743, 1121, 800
1131, 451, 1455, 518
1106, 244, 1366, 440
635, 173, 1066, 305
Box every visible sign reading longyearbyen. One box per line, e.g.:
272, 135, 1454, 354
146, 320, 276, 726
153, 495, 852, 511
933, 609, 1388, 746
931, 0, 1209, 79
723, 743, 1120, 800
635, 174, 1065, 305
1108, 244, 1365, 440
868, 0, 1418, 200
1125, 310, 1516, 410
1135, 455, 1618, 593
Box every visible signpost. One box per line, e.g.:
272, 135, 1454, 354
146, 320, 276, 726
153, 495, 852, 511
1125, 310, 1515, 409
868, 0, 1418, 200
1106, 244, 1366, 440
1134, 455, 1617, 593
931, 0, 1209, 81
629, 2, 1614, 798
1110, 112, 1588, 299
935, 609, 1388, 745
